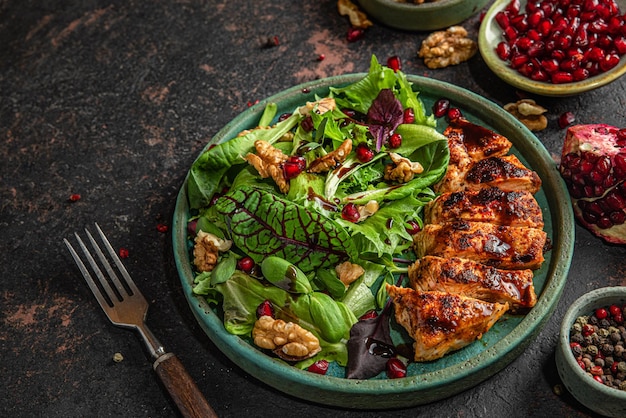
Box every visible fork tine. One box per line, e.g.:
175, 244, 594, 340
94, 222, 142, 297
63, 236, 116, 310
85, 227, 129, 299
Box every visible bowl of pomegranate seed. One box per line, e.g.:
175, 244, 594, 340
357, 0, 490, 31
556, 287, 626, 417
479, 0, 626, 96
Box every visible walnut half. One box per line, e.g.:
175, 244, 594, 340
253, 316, 321, 361
245, 140, 290, 193
193, 230, 233, 272
503, 99, 548, 131
384, 152, 424, 183
418, 26, 477, 69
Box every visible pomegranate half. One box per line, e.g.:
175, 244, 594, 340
559, 124, 626, 244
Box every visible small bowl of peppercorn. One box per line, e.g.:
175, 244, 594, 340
555, 287, 626, 417
478, 0, 626, 96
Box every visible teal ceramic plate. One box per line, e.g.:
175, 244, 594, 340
172, 74, 575, 409
479, 0, 626, 96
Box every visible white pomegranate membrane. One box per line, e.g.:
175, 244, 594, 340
494, 0, 626, 83
559, 124, 626, 243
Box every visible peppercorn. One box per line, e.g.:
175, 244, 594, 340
569, 304, 626, 392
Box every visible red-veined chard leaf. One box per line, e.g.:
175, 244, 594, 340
215, 186, 358, 273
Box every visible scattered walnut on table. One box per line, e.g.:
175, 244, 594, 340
253, 315, 322, 361
337, 0, 373, 29
384, 152, 424, 183
418, 26, 477, 69
308, 138, 353, 173
193, 230, 233, 272
503, 99, 548, 131
245, 140, 290, 193
335, 261, 365, 287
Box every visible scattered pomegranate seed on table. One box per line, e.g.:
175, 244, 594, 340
119, 248, 130, 259
156, 223, 168, 233
68, 193, 81, 202
387, 55, 402, 72
316, 54, 325, 61
558, 111, 576, 129
346, 27, 365, 42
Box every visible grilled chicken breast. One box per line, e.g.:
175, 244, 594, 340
424, 187, 544, 229
386, 285, 509, 362
413, 220, 547, 270
409, 255, 537, 312
446, 118, 513, 161
438, 155, 542, 194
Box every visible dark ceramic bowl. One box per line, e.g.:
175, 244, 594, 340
357, 0, 490, 31
479, 0, 626, 96
173, 73, 575, 409
556, 287, 626, 417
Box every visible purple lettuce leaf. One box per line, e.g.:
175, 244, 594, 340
366, 88, 403, 151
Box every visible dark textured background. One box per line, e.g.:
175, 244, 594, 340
2, 0, 625, 416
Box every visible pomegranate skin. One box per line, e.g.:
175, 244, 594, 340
559, 124, 626, 244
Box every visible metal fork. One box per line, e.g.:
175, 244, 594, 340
64, 223, 217, 418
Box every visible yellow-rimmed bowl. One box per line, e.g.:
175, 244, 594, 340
479, 0, 626, 96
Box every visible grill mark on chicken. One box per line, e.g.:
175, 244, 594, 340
414, 221, 547, 270
409, 255, 537, 312
425, 187, 544, 228
386, 285, 509, 362
446, 118, 512, 160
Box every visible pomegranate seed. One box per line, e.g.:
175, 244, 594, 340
600, 53, 621, 71
558, 111, 576, 128
612, 361, 620, 375
447, 107, 462, 121
307, 360, 329, 375
301, 116, 314, 132
432, 98, 450, 118
119, 248, 129, 259
593, 375, 604, 384
405, 220, 422, 234
386, 358, 407, 379
341, 203, 360, 222
359, 309, 378, 320
387, 56, 402, 72
403, 108, 415, 124
495, 11, 510, 29
572, 67, 590, 80
156, 223, 169, 233
347, 27, 364, 42
388, 133, 402, 148
578, 359, 587, 370
552, 71, 574, 83
237, 256, 255, 273
355, 143, 375, 163
256, 300, 274, 318
596, 307, 609, 319
316, 54, 325, 61
283, 157, 306, 180
69, 193, 81, 202
615, 313, 625, 323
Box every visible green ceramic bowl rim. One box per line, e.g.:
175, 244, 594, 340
172, 73, 575, 408
558, 287, 626, 400
478, 0, 626, 96
361, 0, 472, 12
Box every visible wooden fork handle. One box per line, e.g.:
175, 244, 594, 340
153, 352, 218, 418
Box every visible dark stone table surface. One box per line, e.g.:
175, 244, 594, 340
2, 1, 625, 417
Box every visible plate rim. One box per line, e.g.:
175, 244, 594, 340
172, 73, 575, 408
